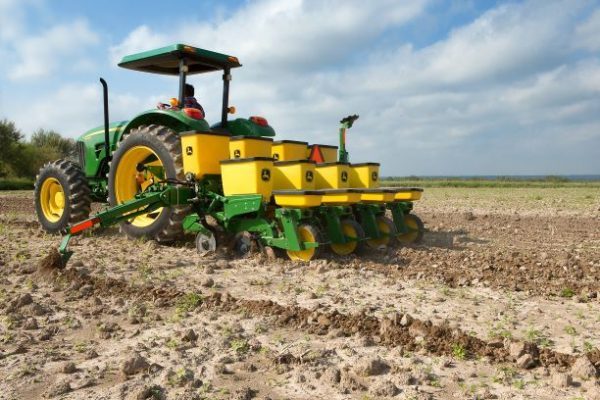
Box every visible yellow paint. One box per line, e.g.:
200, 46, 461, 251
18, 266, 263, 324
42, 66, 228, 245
180, 131, 230, 179
113, 145, 164, 227
349, 163, 380, 188
220, 157, 274, 200
360, 189, 395, 203
330, 220, 360, 255
397, 214, 420, 243
307, 144, 338, 163
366, 217, 393, 248
314, 163, 350, 189
320, 189, 362, 205
287, 225, 319, 261
229, 136, 273, 159
273, 161, 316, 190
391, 188, 423, 201
39, 177, 65, 222
272, 191, 322, 208
271, 140, 308, 161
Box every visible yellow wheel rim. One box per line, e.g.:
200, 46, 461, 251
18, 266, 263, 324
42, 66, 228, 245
367, 218, 392, 248
40, 177, 65, 222
114, 145, 164, 227
398, 215, 419, 243
331, 220, 359, 255
287, 225, 318, 261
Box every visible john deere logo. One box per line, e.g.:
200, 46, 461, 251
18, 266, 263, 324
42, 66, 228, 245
341, 171, 348, 182
233, 149, 241, 158
273, 153, 280, 160
371, 171, 378, 181
186, 146, 193, 155
305, 171, 313, 182
261, 168, 271, 181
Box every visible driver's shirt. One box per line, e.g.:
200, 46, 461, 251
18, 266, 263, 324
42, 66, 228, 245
184, 96, 205, 118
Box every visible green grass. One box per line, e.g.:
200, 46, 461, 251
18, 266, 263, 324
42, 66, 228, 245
451, 343, 467, 360
175, 293, 203, 315
559, 288, 576, 298
381, 176, 600, 188
0, 178, 34, 190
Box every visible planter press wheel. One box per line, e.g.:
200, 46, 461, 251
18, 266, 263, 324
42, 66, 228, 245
286, 224, 323, 262
366, 216, 397, 249
397, 213, 424, 244
330, 219, 365, 256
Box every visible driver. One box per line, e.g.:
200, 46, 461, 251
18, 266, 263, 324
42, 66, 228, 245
157, 84, 205, 119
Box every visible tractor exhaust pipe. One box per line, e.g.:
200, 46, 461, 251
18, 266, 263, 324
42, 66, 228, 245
221, 67, 231, 127
100, 78, 110, 161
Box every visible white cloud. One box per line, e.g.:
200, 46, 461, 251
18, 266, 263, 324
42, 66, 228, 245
8, 19, 99, 80
0, 0, 31, 40
104, 0, 600, 174
3, 0, 598, 175
109, 0, 428, 70
575, 8, 600, 52
12, 83, 157, 138
108, 25, 169, 66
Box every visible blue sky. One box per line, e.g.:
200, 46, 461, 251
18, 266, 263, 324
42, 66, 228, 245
0, 0, 599, 175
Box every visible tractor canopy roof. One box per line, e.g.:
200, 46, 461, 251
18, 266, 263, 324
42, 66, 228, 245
118, 44, 241, 75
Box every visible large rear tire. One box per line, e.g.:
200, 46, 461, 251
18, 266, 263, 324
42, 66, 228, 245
34, 159, 91, 233
108, 125, 188, 243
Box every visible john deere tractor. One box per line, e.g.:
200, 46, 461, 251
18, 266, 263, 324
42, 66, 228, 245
34, 44, 424, 264
35, 44, 273, 240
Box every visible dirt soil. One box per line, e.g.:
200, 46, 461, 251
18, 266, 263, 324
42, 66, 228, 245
1, 187, 599, 400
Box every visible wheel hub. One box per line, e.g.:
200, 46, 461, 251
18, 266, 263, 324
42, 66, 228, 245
114, 145, 165, 227
40, 177, 65, 223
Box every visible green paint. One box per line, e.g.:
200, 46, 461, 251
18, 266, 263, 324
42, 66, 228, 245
386, 202, 412, 234
316, 206, 351, 244
353, 203, 382, 240
118, 44, 241, 75
211, 118, 275, 137
182, 214, 212, 236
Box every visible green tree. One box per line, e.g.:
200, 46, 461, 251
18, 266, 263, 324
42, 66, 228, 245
0, 119, 24, 177
10, 144, 48, 180
30, 129, 75, 158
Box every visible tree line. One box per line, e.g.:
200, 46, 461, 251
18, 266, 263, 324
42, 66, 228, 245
0, 119, 75, 181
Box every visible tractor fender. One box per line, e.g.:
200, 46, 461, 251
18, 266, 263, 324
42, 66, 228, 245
118, 109, 210, 142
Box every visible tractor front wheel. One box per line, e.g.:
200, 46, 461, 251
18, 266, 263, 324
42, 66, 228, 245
108, 125, 188, 243
34, 160, 91, 233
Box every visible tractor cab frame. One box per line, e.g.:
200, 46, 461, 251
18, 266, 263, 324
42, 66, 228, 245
118, 44, 242, 128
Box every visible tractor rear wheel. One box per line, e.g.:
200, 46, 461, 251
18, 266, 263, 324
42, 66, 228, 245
108, 125, 188, 243
397, 213, 424, 244
34, 159, 91, 233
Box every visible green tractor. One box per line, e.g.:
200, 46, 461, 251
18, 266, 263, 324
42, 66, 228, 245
35, 44, 274, 242
35, 44, 425, 265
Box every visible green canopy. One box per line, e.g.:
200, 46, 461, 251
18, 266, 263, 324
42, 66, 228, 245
118, 44, 242, 75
